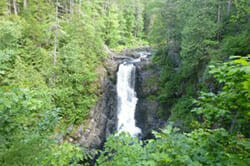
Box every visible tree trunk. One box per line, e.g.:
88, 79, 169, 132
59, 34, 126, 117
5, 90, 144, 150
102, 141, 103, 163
54, 1, 58, 66
13, 0, 17, 15
134, 7, 138, 37
23, 0, 27, 9
227, 0, 232, 17
78, 0, 82, 18
217, 2, 221, 40
53, 0, 59, 83
217, 4, 221, 25
70, 0, 74, 16
7, 0, 11, 15
134, 0, 139, 37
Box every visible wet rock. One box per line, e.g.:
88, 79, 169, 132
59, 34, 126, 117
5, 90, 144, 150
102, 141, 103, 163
75, 64, 117, 149
136, 62, 160, 97
135, 59, 166, 139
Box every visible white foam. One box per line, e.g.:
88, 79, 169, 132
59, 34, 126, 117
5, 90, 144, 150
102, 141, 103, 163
116, 63, 141, 136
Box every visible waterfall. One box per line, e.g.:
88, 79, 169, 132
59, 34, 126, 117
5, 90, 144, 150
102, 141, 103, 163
116, 62, 141, 136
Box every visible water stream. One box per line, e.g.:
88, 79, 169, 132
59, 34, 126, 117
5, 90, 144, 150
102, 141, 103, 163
116, 62, 141, 136
116, 52, 150, 136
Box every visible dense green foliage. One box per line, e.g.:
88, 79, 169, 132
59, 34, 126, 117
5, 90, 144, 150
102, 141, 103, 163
142, 0, 250, 129
1, 0, 249, 165
0, 0, 146, 165
193, 57, 250, 135
98, 127, 250, 166
148, 0, 250, 121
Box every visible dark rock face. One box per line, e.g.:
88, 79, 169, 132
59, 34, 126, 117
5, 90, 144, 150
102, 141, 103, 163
135, 59, 165, 139
75, 60, 118, 149
136, 61, 160, 97
78, 80, 117, 149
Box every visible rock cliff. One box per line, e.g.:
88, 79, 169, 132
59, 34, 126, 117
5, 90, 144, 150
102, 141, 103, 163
73, 47, 167, 149
135, 55, 166, 139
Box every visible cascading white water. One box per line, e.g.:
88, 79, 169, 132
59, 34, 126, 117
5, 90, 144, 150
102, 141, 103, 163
116, 62, 141, 136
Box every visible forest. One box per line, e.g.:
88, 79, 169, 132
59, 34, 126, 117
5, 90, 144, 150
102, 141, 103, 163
0, 0, 249, 165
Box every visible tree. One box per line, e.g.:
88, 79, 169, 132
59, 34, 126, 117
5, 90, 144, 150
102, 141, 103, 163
13, 0, 18, 15
53, 0, 59, 84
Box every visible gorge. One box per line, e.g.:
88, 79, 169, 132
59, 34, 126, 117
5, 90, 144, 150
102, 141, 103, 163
75, 48, 164, 149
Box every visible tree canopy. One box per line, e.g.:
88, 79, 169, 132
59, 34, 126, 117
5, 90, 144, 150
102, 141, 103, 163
0, 0, 249, 165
